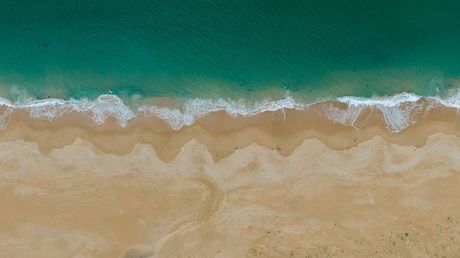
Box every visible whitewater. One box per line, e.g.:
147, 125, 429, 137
1, 91, 460, 132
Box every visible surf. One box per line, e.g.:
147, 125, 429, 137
0, 90, 460, 132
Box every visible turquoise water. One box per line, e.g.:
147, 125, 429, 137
1, 0, 460, 101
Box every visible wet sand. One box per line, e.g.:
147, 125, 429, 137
1, 110, 460, 257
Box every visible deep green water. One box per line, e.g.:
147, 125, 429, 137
1, 0, 460, 101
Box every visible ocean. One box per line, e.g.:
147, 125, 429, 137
1, 0, 460, 131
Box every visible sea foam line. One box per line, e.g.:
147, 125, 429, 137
0, 91, 459, 132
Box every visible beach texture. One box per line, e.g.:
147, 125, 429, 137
1, 110, 460, 257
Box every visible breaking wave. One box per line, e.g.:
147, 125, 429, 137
1, 91, 460, 132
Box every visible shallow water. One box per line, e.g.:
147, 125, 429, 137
1, 1, 460, 132
1, 0, 460, 100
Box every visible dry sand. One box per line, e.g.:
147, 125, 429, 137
1, 110, 460, 257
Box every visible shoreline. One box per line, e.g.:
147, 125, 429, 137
0, 90, 460, 132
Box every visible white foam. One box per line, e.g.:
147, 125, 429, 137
0, 95, 136, 129
139, 96, 302, 130
325, 93, 437, 132
0, 92, 458, 132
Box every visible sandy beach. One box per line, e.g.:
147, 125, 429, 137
0, 109, 460, 257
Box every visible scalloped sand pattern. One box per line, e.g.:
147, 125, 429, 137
1, 132, 460, 257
